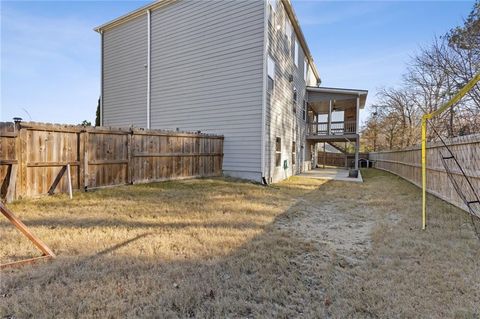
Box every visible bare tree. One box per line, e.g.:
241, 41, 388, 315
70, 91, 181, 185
362, 1, 480, 150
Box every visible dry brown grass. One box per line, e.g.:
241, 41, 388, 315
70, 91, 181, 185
0, 177, 328, 318
1, 170, 479, 318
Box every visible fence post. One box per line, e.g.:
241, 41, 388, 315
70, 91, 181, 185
83, 130, 89, 190
127, 129, 133, 184
79, 130, 85, 190
17, 126, 27, 199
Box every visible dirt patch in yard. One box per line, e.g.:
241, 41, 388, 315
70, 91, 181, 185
1, 170, 479, 318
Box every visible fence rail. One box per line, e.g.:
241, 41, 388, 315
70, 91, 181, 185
0, 122, 224, 201
369, 134, 480, 212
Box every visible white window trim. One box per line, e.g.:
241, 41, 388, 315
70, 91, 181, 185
268, 55, 276, 79
275, 137, 282, 167
294, 40, 299, 67
304, 59, 308, 81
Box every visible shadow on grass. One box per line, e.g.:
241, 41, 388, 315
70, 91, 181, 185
0, 218, 267, 231
0, 178, 333, 318
3, 171, 479, 318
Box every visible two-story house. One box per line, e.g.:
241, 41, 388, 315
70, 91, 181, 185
95, 0, 368, 183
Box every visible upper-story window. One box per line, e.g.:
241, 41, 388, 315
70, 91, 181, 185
294, 40, 299, 67
285, 18, 293, 54
293, 87, 297, 113
268, 0, 277, 26
267, 56, 275, 95
304, 60, 308, 81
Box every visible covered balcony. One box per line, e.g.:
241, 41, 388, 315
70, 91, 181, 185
305, 86, 368, 169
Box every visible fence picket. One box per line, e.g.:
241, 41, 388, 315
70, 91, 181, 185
370, 134, 480, 212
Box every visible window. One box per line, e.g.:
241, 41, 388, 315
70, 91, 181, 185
268, 4, 274, 25
294, 40, 299, 67
286, 19, 292, 42
304, 60, 308, 81
292, 141, 296, 165
292, 87, 297, 113
285, 18, 292, 55
268, 0, 277, 27
302, 100, 307, 121
275, 137, 281, 167
267, 56, 275, 95
270, 0, 277, 11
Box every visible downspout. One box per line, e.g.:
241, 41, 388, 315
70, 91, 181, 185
260, 0, 268, 184
146, 9, 152, 129
100, 30, 104, 126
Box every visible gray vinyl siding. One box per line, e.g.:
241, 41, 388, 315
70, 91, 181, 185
265, 1, 311, 182
149, 0, 265, 177
102, 15, 148, 127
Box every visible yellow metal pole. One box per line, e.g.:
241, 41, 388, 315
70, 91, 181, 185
421, 115, 427, 230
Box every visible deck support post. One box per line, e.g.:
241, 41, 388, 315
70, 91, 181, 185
327, 100, 332, 135
323, 142, 326, 168
356, 96, 360, 134
355, 96, 360, 170
354, 137, 359, 170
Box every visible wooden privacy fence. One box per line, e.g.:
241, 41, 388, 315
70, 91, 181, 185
317, 152, 369, 168
0, 122, 224, 201
369, 134, 480, 212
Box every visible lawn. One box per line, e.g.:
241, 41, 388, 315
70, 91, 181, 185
1, 169, 479, 318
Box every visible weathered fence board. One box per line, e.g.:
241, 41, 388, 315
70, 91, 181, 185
369, 134, 480, 212
0, 122, 223, 201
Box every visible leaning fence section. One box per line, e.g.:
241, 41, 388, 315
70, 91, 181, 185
369, 134, 480, 212
0, 122, 224, 201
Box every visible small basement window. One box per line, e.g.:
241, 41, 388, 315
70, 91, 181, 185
275, 137, 281, 167
292, 141, 296, 165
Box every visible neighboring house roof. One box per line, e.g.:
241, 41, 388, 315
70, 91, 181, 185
93, 0, 321, 84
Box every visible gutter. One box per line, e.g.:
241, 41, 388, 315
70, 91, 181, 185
100, 30, 104, 126
260, 0, 268, 184
307, 87, 369, 95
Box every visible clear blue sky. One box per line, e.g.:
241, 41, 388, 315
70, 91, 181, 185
1, 0, 475, 124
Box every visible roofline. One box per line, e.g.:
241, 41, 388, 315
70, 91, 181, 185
307, 86, 368, 96
282, 0, 321, 85
94, 0, 174, 32
94, 0, 322, 84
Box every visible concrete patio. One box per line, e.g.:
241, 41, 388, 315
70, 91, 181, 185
299, 168, 363, 182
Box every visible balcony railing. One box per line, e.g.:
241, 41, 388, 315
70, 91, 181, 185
308, 121, 356, 136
